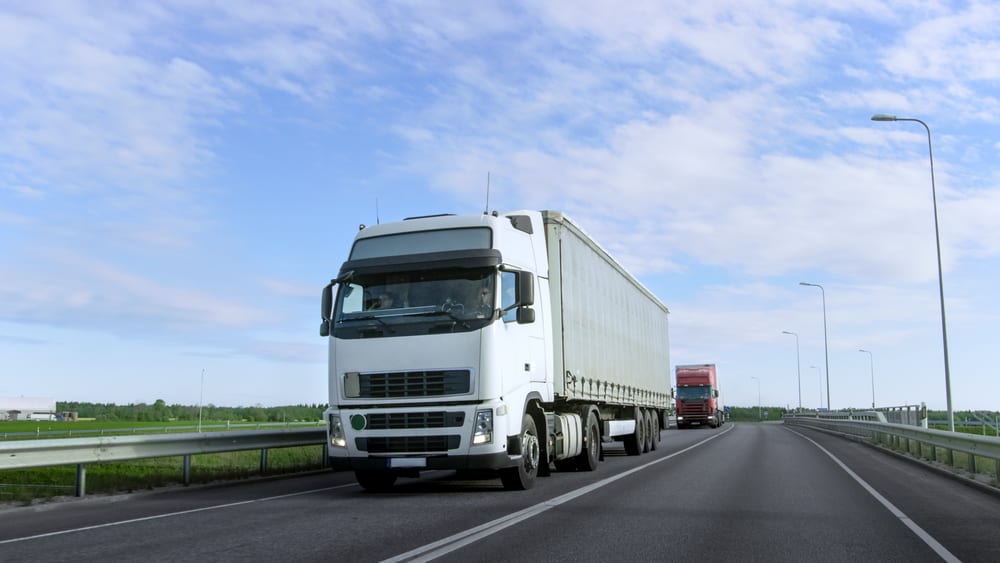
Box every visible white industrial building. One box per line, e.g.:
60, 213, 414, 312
0, 396, 58, 421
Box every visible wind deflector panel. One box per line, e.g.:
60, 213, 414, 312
338, 249, 502, 277
508, 215, 533, 234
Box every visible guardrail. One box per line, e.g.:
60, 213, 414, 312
0, 428, 327, 497
784, 413, 1000, 483
1, 421, 323, 440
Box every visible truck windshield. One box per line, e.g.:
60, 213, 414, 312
333, 268, 496, 338
676, 386, 712, 400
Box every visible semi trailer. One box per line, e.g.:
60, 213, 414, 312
320, 210, 672, 491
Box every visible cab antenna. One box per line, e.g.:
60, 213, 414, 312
484, 172, 491, 214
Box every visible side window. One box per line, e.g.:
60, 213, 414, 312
340, 283, 363, 315
501, 271, 517, 322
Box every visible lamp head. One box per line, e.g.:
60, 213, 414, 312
871, 114, 897, 122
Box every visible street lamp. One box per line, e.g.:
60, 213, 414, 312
859, 349, 875, 409
800, 282, 830, 410
871, 113, 954, 432
782, 330, 802, 411
750, 376, 761, 420
810, 365, 823, 410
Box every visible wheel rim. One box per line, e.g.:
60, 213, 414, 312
523, 430, 539, 472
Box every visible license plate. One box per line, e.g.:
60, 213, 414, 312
388, 457, 426, 468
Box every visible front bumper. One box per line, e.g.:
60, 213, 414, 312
328, 451, 517, 471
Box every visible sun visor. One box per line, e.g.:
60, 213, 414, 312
337, 248, 502, 279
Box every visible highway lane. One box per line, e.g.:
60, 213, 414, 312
2, 423, 998, 562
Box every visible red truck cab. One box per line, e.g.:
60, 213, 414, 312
675, 364, 724, 429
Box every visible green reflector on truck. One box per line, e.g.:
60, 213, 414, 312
350, 414, 367, 430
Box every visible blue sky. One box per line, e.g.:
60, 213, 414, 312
2, 1, 999, 411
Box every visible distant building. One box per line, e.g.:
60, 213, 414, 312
0, 396, 58, 421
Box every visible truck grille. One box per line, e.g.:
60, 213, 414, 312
346, 370, 471, 398
356, 435, 461, 453
366, 412, 465, 430
679, 401, 707, 414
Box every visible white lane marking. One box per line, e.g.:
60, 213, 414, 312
0, 484, 355, 545
787, 428, 960, 563
382, 424, 735, 563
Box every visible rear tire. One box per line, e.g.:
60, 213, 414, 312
576, 411, 601, 471
649, 411, 659, 451
641, 409, 652, 453
623, 408, 644, 456
355, 470, 397, 492
500, 414, 539, 490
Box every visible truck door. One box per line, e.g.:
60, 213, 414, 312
501, 270, 546, 384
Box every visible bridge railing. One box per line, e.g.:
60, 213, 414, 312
0, 427, 327, 497
784, 414, 1000, 482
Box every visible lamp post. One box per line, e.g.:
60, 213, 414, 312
859, 349, 875, 409
750, 376, 761, 420
871, 114, 954, 432
800, 282, 830, 410
811, 365, 823, 410
782, 330, 802, 411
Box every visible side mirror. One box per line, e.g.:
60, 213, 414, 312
517, 272, 534, 306
320, 282, 334, 337
516, 307, 535, 324
321, 282, 333, 321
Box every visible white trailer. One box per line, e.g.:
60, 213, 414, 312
320, 210, 671, 491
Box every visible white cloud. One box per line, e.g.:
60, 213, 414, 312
881, 2, 1000, 82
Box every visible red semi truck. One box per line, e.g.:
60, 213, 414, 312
675, 364, 724, 429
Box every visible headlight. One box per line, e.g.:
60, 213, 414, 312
329, 414, 347, 448
472, 409, 493, 445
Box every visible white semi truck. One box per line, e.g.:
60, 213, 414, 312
320, 210, 671, 491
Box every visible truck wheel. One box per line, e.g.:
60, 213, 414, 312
500, 414, 539, 490
576, 411, 601, 471
355, 470, 397, 492
623, 409, 644, 456
649, 411, 659, 451
636, 409, 649, 453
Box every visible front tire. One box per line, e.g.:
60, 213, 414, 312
500, 414, 539, 490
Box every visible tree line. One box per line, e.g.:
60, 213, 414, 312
56, 401, 326, 423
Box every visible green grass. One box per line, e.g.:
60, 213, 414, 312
0, 445, 327, 505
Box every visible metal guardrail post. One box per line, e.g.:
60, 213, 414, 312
183, 455, 192, 485
75, 464, 86, 497
259, 448, 269, 474
969, 453, 978, 474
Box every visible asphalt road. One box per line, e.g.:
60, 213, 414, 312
2, 423, 999, 562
